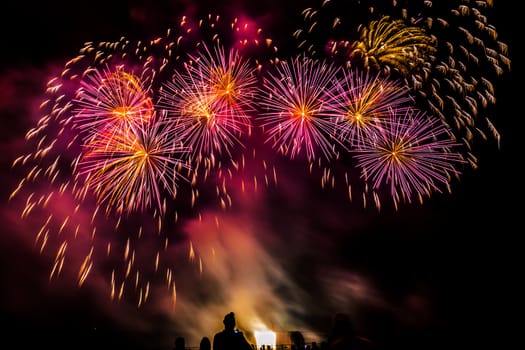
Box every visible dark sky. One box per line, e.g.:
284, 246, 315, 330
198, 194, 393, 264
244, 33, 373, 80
0, 1, 520, 349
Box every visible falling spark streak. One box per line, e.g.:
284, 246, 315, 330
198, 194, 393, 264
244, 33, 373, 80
189, 241, 196, 262
78, 248, 94, 286
171, 281, 177, 307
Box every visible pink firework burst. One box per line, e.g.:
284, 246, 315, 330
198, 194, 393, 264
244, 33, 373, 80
74, 65, 155, 140
353, 108, 466, 207
258, 55, 341, 161
158, 68, 244, 158
187, 42, 259, 127
157, 43, 258, 160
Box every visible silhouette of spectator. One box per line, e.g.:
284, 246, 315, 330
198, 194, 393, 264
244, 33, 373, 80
174, 336, 186, 350
326, 313, 374, 350
290, 331, 305, 350
200, 336, 211, 350
213, 311, 252, 350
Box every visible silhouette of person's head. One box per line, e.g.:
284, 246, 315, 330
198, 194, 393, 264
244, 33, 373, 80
215, 312, 252, 350
174, 336, 185, 350
290, 331, 305, 349
200, 336, 211, 350
223, 311, 236, 331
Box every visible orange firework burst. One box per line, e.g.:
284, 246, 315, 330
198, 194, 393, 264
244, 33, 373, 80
77, 112, 190, 214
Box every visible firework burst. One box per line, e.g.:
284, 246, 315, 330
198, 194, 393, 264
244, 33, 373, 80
8, 39, 186, 306
73, 65, 155, 140
348, 16, 436, 76
187, 43, 259, 125
158, 71, 243, 158
326, 68, 414, 148
7, 1, 511, 311
76, 112, 190, 215
157, 42, 259, 159
353, 108, 466, 208
257, 55, 341, 162
155, 20, 279, 215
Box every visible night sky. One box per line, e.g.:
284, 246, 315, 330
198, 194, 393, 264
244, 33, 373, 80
0, 1, 519, 349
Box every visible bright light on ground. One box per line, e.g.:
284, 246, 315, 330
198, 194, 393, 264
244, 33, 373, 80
254, 330, 276, 349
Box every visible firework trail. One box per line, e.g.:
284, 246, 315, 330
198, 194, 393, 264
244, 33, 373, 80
295, 0, 511, 165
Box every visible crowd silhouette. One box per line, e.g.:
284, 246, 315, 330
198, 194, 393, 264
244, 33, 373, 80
172, 311, 374, 350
